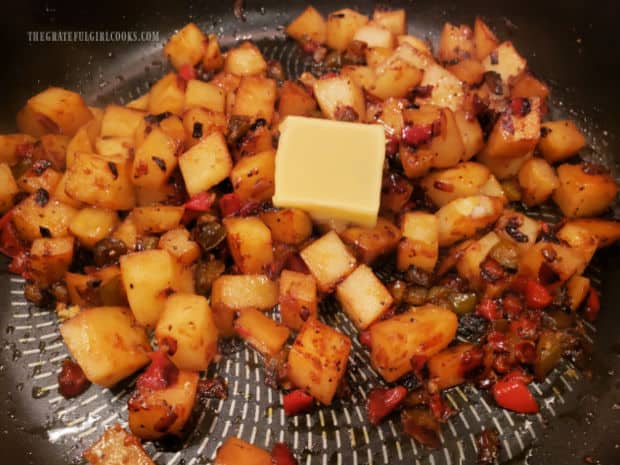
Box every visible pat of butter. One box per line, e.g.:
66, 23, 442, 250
273, 116, 386, 228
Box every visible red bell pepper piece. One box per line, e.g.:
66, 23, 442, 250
185, 191, 216, 212
136, 351, 179, 391
358, 330, 372, 348
8, 251, 30, 278
492, 372, 538, 414
283, 389, 314, 416
584, 288, 600, 322
476, 299, 502, 321
502, 294, 523, 318
524, 279, 552, 309
178, 63, 197, 81
429, 392, 454, 421
271, 442, 298, 465
401, 124, 433, 146
218, 193, 242, 217
366, 386, 407, 425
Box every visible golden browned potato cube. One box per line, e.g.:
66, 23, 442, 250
567, 218, 620, 247
369, 58, 423, 100
342, 65, 375, 92
179, 132, 232, 196
538, 120, 587, 163
313, 76, 365, 121
566, 275, 591, 311
454, 110, 484, 160
120, 249, 194, 327
556, 222, 598, 273
233, 76, 277, 124
396, 35, 432, 56
95, 136, 134, 160
53, 172, 83, 208
447, 59, 485, 85
416, 64, 465, 112
225, 42, 267, 76
158, 228, 201, 265
481, 97, 541, 159
286, 6, 327, 44
184, 79, 225, 113
0, 134, 36, 165
397, 211, 439, 273
519, 242, 586, 285
132, 206, 184, 234
365, 46, 393, 68
341, 217, 401, 263
482, 41, 526, 83
224, 216, 274, 274
288, 319, 352, 404
421, 162, 491, 207
495, 209, 540, 253
132, 128, 178, 188
518, 157, 559, 206
163, 22, 206, 70
155, 293, 218, 371
456, 231, 500, 289
510, 72, 550, 99
553, 163, 618, 217
370, 304, 457, 382
128, 369, 198, 440
65, 152, 135, 210
336, 264, 393, 330
134, 113, 185, 149
300, 230, 357, 292
69, 208, 119, 248
279, 270, 318, 331
202, 34, 225, 71
436, 195, 504, 246
66, 126, 95, 168
0, 163, 18, 212
259, 208, 313, 245
234, 308, 290, 356
477, 150, 532, 180
230, 150, 275, 202
473, 17, 499, 60
12, 194, 77, 241
182, 108, 227, 147
84, 425, 155, 465
326, 8, 369, 51
17, 165, 62, 194
427, 343, 481, 393
18, 87, 93, 137
60, 307, 151, 387
127, 93, 150, 111
353, 24, 395, 48
100, 105, 146, 138
65, 266, 123, 308
112, 215, 139, 251
211, 274, 279, 336
148, 73, 185, 115
233, 124, 274, 160
278, 81, 318, 119
135, 180, 178, 206
372, 9, 406, 35
366, 96, 406, 136
39, 133, 70, 169
438, 23, 475, 62
479, 175, 507, 202
29, 237, 74, 286
214, 438, 272, 465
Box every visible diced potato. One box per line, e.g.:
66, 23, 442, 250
100, 105, 146, 138
354, 24, 395, 48
495, 210, 540, 253
128, 369, 198, 440
313, 76, 365, 122
184, 79, 226, 113
112, 215, 139, 251
397, 211, 439, 273
456, 231, 500, 289
131, 128, 177, 188
120, 250, 194, 327
365, 47, 393, 68
17, 165, 61, 194
482, 41, 526, 84
519, 242, 586, 284
278, 81, 318, 119
421, 162, 491, 207
69, 208, 119, 248
438, 23, 475, 62
84, 425, 155, 465
232, 124, 273, 160
380, 172, 413, 213
300, 231, 357, 292
259, 208, 313, 245
477, 150, 533, 180
372, 9, 406, 35
279, 270, 318, 331
225, 42, 267, 76
447, 59, 485, 85
12, 194, 77, 241
417, 64, 465, 112
182, 107, 227, 147
233, 76, 277, 124
396, 35, 432, 56
538, 120, 586, 163
224, 216, 274, 274
326, 8, 369, 51
60, 306, 150, 387
66, 126, 95, 168
342, 66, 375, 91
518, 157, 559, 206
341, 217, 401, 263
566, 275, 591, 311
95, 136, 134, 160
163, 22, 206, 70
211, 274, 278, 336
52, 172, 83, 208
567, 219, 620, 247
148, 73, 185, 115
286, 6, 327, 44
134, 114, 185, 150
366, 97, 406, 135
179, 132, 232, 196
135, 184, 179, 207
479, 175, 507, 202
473, 17, 499, 60
481, 97, 541, 158
336, 264, 393, 330
0, 163, 18, 212
427, 343, 482, 392
17, 87, 93, 137
158, 228, 201, 265
510, 72, 550, 99
556, 222, 598, 273
155, 293, 218, 371
230, 150, 275, 202
0, 134, 36, 165
39, 134, 70, 169
436, 195, 504, 246
369, 58, 423, 100
370, 305, 457, 382
288, 319, 352, 404
65, 153, 135, 210
29, 237, 74, 286
202, 34, 225, 71
132, 206, 184, 234
454, 110, 484, 160
553, 163, 618, 217
127, 93, 150, 111
66, 266, 123, 308
234, 308, 290, 357
214, 438, 271, 465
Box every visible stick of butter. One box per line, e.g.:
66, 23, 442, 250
273, 116, 386, 228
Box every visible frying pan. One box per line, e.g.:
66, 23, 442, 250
1, 0, 619, 464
